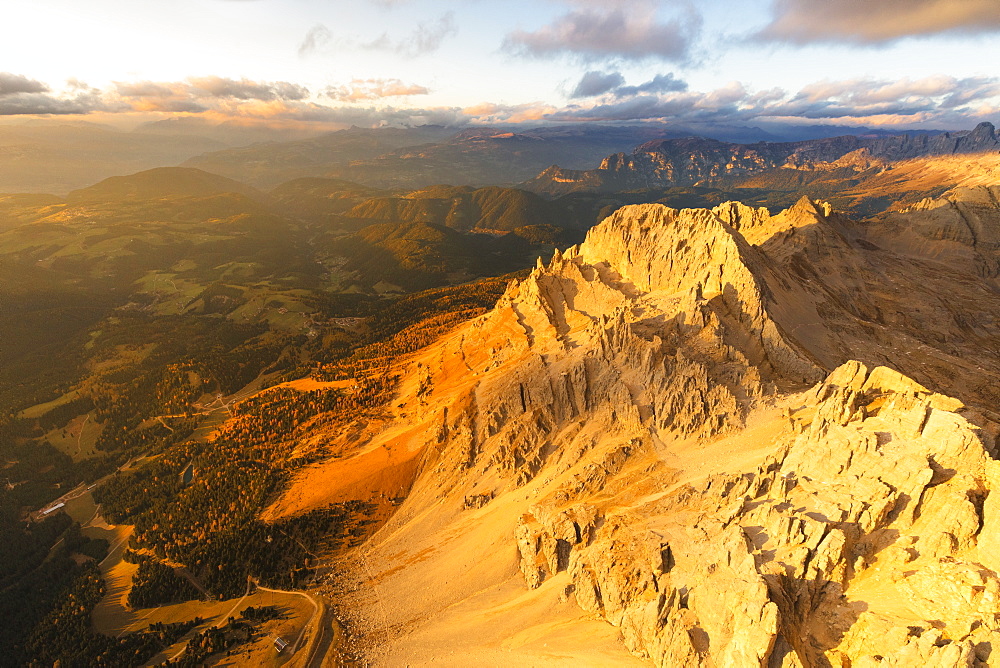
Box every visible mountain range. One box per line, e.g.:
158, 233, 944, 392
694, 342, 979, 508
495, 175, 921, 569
524, 121, 1000, 196
5, 120, 1000, 666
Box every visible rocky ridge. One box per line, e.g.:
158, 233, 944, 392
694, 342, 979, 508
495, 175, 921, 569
293, 195, 1000, 666
525, 122, 999, 196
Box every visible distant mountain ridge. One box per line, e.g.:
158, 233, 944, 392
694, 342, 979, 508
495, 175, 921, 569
184, 124, 689, 190
188, 123, 899, 192
524, 122, 1000, 196
66, 167, 263, 203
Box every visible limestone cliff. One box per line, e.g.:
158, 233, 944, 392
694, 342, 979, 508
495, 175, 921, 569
292, 197, 1000, 667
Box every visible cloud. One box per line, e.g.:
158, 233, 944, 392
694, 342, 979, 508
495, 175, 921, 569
363, 12, 457, 57
542, 74, 1000, 129
771, 76, 1000, 119
0, 92, 108, 116
503, 5, 700, 62
616, 72, 688, 96
758, 0, 1000, 44
0, 94, 103, 115
298, 24, 332, 58
3, 68, 998, 133
94, 70, 1000, 130
569, 71, 688, 99
462, 101, 559, 123
570, 71, 626, 98
114, 80, 208, 112
217, 99, 471, 128
115, 81, 181, 98
0, 75, 107, 115
112, 77, 308, 114
326, 79, 430, 102
0, 72, 49, 96
187, 76, 308, 101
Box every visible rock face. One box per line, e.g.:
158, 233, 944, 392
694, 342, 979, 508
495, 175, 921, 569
309, 196, 1000, 666
516, 361, 1000, 667
524, 122, 999, 196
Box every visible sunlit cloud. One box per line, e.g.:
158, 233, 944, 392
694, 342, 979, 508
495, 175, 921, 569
187, 76, 309, 101
758, 0, 1000, 44
114, 76, 310, 113
3, 70, 999, 132
462, 101, 559, 123
326, 79, 430, 102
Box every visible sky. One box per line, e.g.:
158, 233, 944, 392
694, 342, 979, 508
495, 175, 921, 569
2, 0, 1000, 132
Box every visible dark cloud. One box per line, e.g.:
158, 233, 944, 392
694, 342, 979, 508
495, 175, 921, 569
571, 71, 626, 98
758, 0, 1000, 44
0, 89, 107, 116
363, 12, 457, 57
616, 72, 688, 96
0, 75, 107, 115
569, 71, 688, 99
503, 6, 700, 62
326, 79, 430, 102
298, 24, 332, 58
0, 73, 49, 96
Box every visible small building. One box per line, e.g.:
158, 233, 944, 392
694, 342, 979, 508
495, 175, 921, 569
274, 637, 289, 653
42, 502, 65, 515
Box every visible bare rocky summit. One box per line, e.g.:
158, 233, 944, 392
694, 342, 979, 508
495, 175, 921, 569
288, 192, 1000, 666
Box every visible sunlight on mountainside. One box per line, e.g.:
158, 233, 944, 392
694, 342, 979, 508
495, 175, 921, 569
4, 1, 1000, 665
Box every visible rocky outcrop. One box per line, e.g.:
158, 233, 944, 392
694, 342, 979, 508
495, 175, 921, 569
513, 361, 1000, 666
884, 186, 1000, 274
330, 196, 1000, 667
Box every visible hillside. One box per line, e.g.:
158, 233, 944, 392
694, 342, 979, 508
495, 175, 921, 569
343, 184, 584, 233
320, 220, 538, 291
66, 166, 264, 204
0, 166, 559, 510
252, 191, 1000, 665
